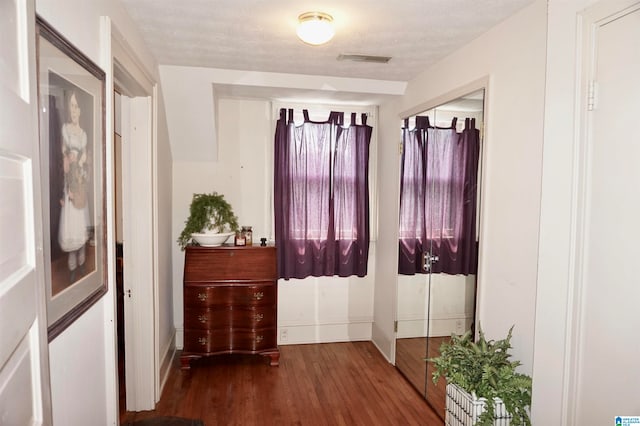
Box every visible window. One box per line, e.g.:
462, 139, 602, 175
273, 106, 373, 279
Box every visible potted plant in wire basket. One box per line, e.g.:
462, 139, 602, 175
177, 192, 239, 250
428, 326, 532, 426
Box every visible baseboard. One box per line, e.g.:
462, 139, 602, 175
397, 314, 473, 338
371, 335, 394, 364
175, 327, 183, 350
371, 321, 394, 363
158, 330, 176, 400
277, 321, 372, 345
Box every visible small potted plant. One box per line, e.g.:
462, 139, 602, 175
428, 326, 532, 426
177, 192, 239, 250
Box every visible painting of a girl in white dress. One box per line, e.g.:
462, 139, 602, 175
48, 72, 96, 294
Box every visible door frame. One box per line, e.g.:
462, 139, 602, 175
102, 16, 160, 413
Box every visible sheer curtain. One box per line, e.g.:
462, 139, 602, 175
398, 117, 479, 275
274, 108, 372, 279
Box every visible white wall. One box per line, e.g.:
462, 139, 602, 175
35, 1, 173, 424
170, 95, 378, 346
49, 303, 108, 423
375, 0, 547, 373
277, 263, 376, 344
171, 98, 273, 347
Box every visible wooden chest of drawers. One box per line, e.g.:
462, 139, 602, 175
180, 245, 279, 369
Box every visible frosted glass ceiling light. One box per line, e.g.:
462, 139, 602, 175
296, 12, 335, 45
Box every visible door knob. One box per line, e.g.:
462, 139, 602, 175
422, 252, 439, 272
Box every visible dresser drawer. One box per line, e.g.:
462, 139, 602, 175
184, 306, 276, 330
184, 283, 276, 308
184, 328, 277, 353
184, 246, 276, 281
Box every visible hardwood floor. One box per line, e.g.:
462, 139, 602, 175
121, 342, 443, 425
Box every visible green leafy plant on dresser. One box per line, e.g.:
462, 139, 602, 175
428, 326, 532, 426
177, 192, 239, 250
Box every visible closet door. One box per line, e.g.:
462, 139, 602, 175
395, 90, 484, 420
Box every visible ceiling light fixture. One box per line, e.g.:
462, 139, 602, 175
296, 12, 335, 46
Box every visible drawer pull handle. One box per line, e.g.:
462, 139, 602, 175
197, 293, 207, 301
254, 313, 264, 322
198, 315, 207, 323
198, 337, 208, 346
255, 335, 264, 343
253, 291, 264, 300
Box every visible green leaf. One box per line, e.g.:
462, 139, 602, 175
428, 324, 532, 425
177, 192, 239, 250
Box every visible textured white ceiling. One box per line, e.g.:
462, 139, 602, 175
121, 0, 535, 82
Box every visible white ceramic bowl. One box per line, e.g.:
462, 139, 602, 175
191, 232, 234, 247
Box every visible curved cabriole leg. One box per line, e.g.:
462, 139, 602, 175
180, 354, 202, 370
261, 350, 280, 366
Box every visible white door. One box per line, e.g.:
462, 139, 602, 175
0, 0, 53, 424
111, 21, 159, 409
574, 2, 640, 424
121, 95, 157, 411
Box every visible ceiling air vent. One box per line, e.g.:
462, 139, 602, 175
337, 53, 392, 64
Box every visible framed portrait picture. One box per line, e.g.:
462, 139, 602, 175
36, 17, 107, 340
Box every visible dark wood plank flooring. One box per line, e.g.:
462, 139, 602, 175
121, 342, 443, 426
